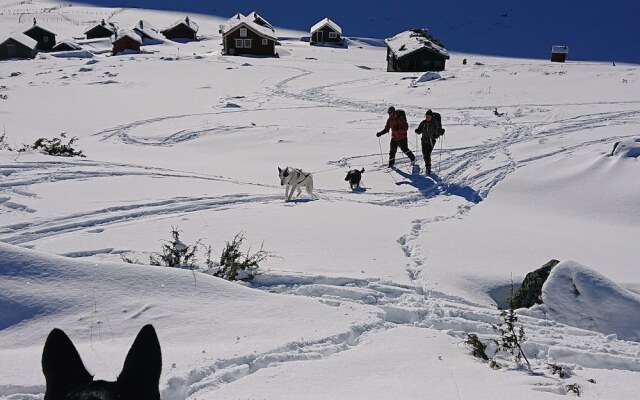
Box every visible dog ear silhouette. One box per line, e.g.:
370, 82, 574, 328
117, 324, 162, 400
42, 328, 93, 400
42, 325, 162, 400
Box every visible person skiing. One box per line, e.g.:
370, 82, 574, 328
415, 109, 443, 175
376, 106, 416, 168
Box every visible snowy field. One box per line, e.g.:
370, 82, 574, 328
1, 1, 640, 399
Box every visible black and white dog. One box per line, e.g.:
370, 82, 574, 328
278, 166, 314, 201
345, 168, 365, 189
42, 325, 162, 400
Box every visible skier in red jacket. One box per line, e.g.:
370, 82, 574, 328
376, 106, 416, 168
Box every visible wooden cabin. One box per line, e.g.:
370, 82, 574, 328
111, 30, 142, 55
85, 19, 118, 39
133, 20, 162, 42
0, 33, 38, 60
161, 16, 198, 41
551, 45, 569, 62
23, 19, 56, 51
385, 29, 449, 72
310, 18, 343, 45
220, 14, 277, 56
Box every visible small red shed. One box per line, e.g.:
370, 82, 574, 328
551, 45, 568, 62
111, 30, 142, 55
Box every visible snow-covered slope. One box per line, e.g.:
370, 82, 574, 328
1, 1, 640, 399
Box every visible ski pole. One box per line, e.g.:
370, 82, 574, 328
438, 134, 444, 175
378, 136, 385, 166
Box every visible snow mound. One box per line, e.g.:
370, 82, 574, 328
49, 50, 95, 59
413, 72, 442, 84
541, 261, 640, 342
611, 138, 640, 158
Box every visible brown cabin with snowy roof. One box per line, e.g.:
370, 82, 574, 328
85, 19, 118, 39
161, 16, 198, 41
111, 30, 142, 55
385, 29, 449, 72
220, 13, 277, 56
0, 33, 38, 59
23, 19, 56, 51
310, 18, 343, 45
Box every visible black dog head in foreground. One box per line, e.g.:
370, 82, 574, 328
345, 168, 365, 189
42, 324, 161, 400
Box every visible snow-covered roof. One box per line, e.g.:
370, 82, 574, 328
310, 17, 342, 35
552, 45, 569, 54
247, 11, 275, 32
84, 20, 118, 34
161, 17, 199, 34
385, 29, 449, 60
23, 23, 57, 37
52, 39, 81, 51
111, 30, 143, 45
133, 20, 163, 41
1, 32, 38, 49
219, 14, 277, 40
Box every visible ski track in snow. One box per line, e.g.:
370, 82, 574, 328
154, 272, 640, 400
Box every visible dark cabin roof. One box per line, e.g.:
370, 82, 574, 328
85, 20, 118, 35
161, 17, 199, 34
23, 23, 57, 37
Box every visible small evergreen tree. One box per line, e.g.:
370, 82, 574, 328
492, 284, 531, 368
149, 227, 199, 269
213, 231, 271, 281
31, 133, 85, 157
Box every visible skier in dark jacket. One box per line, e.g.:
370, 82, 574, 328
415, 109, 443, 175
376, 106, 416, 168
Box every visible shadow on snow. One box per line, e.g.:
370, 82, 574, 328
392, 166, 482, 204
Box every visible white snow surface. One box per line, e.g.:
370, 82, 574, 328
1, 1, 640, 399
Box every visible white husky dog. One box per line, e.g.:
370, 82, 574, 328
278, 166, 314, 201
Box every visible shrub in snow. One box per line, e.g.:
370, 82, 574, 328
212, 231, 271, 281
30, 133, 85, 157
464, 334, 489, 360
492, 285, 531, 368
566, 383, 581, 397
547, 363, 572, 379
149, 227, 199, 269
0, 131, 12, 151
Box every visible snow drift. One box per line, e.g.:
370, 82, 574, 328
540, 261, 640, 342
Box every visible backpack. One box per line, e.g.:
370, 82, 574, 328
395, 109, 409, 130
432, 111, 445, 137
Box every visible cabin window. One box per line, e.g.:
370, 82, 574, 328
262, 38, 268, 45
235, 38, 244, 48
43, 36, 49, 43
7, 44, 16, 56
244, 39, 252, 48
239, 28, 247, 37
329, 32, 337, 39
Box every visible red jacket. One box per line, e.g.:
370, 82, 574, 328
380, 116, 408, 141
